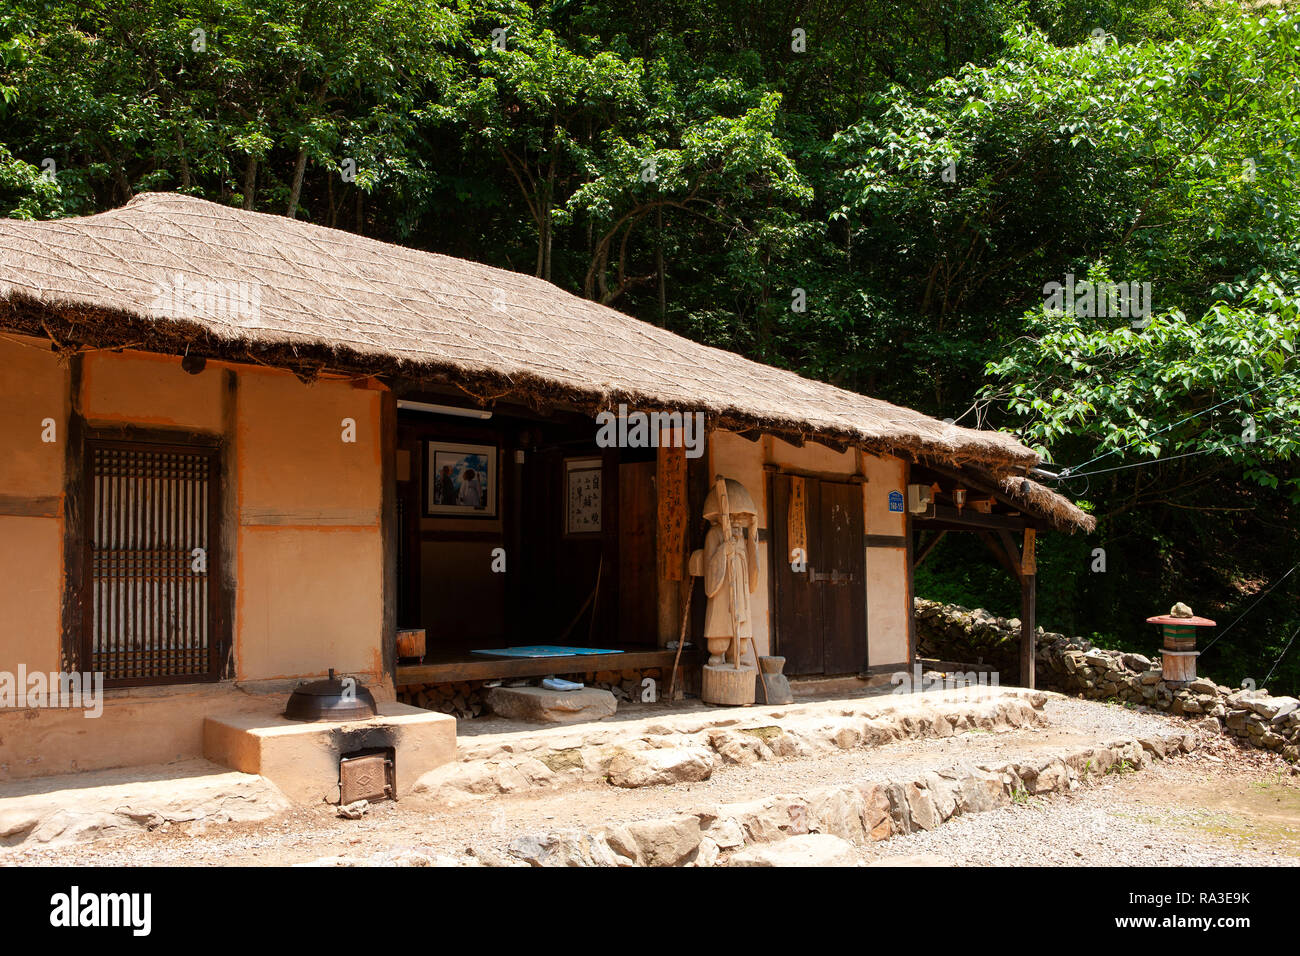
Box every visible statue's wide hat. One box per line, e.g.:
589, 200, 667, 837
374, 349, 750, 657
703, 478, 757, 519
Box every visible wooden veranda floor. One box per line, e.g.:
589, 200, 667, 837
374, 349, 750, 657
395, 644, 698, 685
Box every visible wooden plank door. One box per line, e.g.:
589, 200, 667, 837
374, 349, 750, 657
816, 480, 868, 675
771, 474, 868, 676
771, 473, 824, 675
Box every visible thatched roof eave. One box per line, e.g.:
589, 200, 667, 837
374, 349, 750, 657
0, 192, 1091, 531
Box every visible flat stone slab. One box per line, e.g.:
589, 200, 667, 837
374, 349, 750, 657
0, 759, 290, 850
485, 686, 616, 724
867, 854, 954, 867
728, 834, 860, 867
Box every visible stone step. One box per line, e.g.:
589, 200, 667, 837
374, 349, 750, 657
0, 759, 290, 850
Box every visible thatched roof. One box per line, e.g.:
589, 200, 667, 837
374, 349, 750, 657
0, 192, 1090, 530
999, 476, 1096, 534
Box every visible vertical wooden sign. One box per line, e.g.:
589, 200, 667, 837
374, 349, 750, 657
788, 475, 807, 565
657, 430, 687, 581
1022, 527, 1037, 576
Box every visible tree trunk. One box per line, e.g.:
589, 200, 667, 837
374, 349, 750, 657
286, 150, 308, 218
242, 156, 258, 209
656, 206, 666, 321
177, 131, 191, 189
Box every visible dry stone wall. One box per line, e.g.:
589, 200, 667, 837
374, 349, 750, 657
373, 730, 1195, 867
914, 598, 1300, 761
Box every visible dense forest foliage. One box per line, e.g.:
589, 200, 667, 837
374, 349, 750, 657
2, 0, 1296, 692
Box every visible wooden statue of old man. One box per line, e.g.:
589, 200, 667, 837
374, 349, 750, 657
689, 475, 759, 704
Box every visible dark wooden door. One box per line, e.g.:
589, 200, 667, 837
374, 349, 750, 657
816, 480, 867, 674
771, 474, 867, 676
773, 474, 824, 675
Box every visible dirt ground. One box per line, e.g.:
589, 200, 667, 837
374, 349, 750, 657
5, 694, 1298, 867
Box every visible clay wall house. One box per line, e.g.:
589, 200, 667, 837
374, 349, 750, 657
0, 193, 1091, 786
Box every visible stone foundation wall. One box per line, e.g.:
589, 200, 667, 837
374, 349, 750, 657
914, 598, 1300, 760
397, 727, 1195, 866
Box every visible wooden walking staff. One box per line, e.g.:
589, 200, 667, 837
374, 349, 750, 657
666, 574, 692, 701
714, 476, 743, 670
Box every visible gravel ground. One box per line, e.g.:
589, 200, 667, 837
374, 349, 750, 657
4, 694, 1295, 867
861, 739, 1300, 867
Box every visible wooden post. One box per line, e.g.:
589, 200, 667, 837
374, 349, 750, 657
903, 461, 916, 670
380, 389, 398, 681
60, 353, 85, 674
656, 432, 687, 645
1020, 528, 1037, 689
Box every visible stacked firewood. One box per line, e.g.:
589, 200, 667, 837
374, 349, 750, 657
586, 667, 664, 702
399, 681, 485, 719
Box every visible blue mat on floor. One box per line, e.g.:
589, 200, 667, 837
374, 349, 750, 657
470, 645, 623, 658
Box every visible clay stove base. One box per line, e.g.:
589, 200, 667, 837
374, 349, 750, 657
702, 664, 757, 706
202, 701, 455, 804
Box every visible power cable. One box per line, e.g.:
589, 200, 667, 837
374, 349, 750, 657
1263, 623, 1300, 688
1201, 563, 1297, 654
1059, 378, 1271, 477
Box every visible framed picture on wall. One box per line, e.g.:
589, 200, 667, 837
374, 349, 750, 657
426, 441, 497, 517
564, 457, 602, 535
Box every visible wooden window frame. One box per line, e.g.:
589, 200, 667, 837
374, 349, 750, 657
81, 430, 226, 688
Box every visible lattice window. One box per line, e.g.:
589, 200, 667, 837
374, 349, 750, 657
85, 440, 221, 684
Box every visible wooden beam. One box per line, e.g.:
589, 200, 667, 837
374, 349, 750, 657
919, 504, 1027, 531
396, 647, 694, 685
996, 529, 1023, 574
913, 530, 947, 568
0, 494, 61, 517
919, 461, 1047, 526
977, 531, 1021, 581
921, 461, 1018, 507
812, 435, 849, 454
1021, 571, 1037, 689
764, 463, 865, 484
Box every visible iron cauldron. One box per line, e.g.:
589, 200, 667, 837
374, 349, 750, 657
284, 668, 378, 722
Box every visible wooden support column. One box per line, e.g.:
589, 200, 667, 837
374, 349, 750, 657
219, 368, 239, 678
656, 431, 687, 645
380, 388, 398, 682
60, 353, 85, 674
1020, 528, 1037, 689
